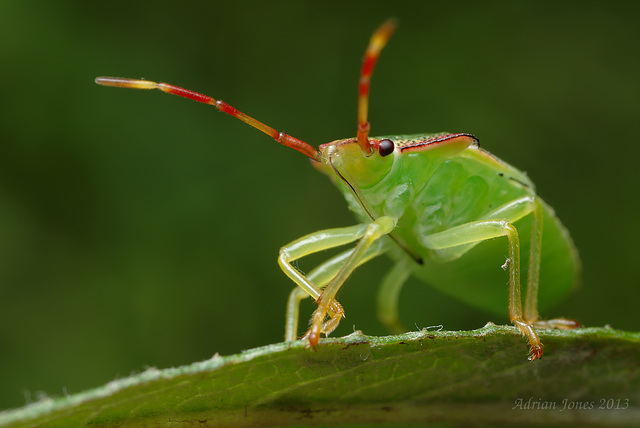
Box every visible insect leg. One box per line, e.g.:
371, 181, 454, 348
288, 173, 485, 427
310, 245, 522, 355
286, 288, 346, 343
279, 224, 370, 304
304, 216, 396, 347
523, 200, 580, 330
422, 217, 543, 360
524, 199, 543, 323
279, 222, 392, 343
284, 240, 388, 341
424, 196, 537, 262
376, 258, 413, 334
285, 288, 311, 342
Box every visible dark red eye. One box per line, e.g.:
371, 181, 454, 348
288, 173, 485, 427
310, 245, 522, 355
378, 139, 394, 157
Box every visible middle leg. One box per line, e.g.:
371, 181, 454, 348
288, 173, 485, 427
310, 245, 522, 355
422, 214, 543, 360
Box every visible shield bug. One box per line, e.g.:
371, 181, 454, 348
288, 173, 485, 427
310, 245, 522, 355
96, 19, 580, 360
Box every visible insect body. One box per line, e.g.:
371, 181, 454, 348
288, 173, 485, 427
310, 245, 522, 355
96, 19, 580, 360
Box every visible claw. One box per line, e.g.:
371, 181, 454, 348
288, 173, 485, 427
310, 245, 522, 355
305, 326, 321, 349
528, 344, 543, 361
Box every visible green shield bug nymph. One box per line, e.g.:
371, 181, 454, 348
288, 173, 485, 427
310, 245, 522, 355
96, 19, 580, 361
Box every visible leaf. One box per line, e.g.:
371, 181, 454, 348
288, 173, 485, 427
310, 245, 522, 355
1, 324, 638, 427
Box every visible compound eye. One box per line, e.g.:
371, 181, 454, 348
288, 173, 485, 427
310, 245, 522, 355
378, 139, 395, 157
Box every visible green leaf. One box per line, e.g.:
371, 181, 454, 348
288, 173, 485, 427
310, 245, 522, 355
1, 324, 638, 427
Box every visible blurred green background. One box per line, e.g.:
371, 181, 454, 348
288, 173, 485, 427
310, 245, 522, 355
1, 1, 638, 411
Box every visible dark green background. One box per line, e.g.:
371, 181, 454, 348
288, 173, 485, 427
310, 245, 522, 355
1, 1, 638, 411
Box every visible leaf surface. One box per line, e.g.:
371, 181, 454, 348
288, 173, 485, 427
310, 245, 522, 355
1, 324, 638, 427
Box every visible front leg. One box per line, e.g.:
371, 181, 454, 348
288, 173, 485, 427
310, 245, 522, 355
304, 216, 396, 347
285, 239, 389, 342
279, 217, 394, 346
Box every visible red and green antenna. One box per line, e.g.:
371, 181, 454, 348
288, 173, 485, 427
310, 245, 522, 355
95, 19, 396, 160
356, 18, 396, 156
94, 76, 321, 161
